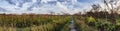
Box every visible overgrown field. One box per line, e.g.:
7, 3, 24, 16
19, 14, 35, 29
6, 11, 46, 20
74, 15, 120, 31
0, 14, 120, 31
0, 15, 71, 31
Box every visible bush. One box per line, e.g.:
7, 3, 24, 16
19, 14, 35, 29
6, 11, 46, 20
87, 16, 96, 23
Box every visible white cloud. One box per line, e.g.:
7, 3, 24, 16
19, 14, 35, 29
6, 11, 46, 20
41, 0, 57, 3
0, 0, 105, 15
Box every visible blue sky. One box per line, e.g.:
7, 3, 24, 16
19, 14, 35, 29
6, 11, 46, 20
0, 0, 103, 15
78, 0, 93, 2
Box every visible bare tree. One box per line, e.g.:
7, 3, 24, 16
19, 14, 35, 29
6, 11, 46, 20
102, 0, 120, 25
91, 4, 101, 12
102, 0, 120, 13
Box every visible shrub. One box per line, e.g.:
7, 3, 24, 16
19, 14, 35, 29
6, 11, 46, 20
87, 16, 96, 23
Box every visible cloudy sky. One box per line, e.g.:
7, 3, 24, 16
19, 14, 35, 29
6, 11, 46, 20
0, 0, 103, 15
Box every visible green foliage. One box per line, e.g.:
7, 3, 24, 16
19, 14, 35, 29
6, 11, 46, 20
0, 15, 71, 31
87, 16, 96, 23
75, 16, 120, 31
116, 18, 120, 26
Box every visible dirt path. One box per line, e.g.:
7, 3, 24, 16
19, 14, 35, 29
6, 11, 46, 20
70, 19, 77, 31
